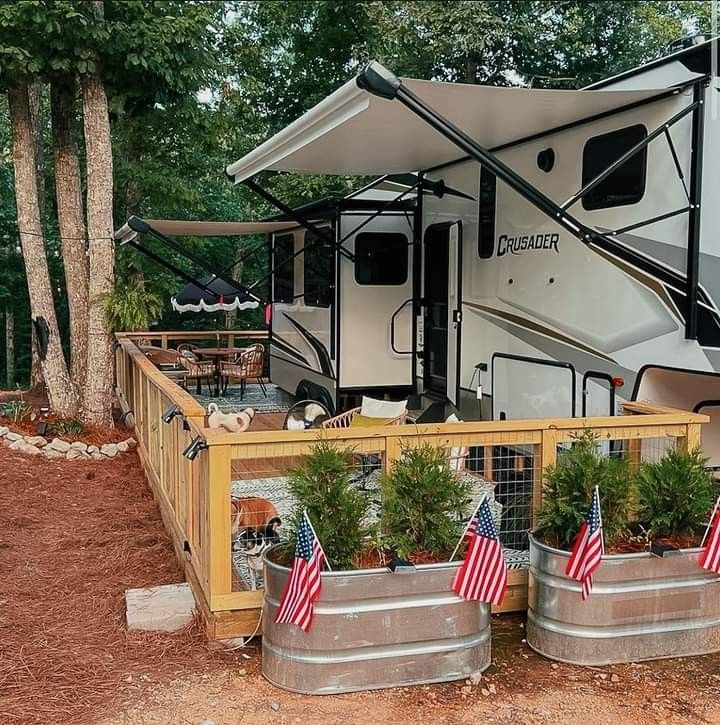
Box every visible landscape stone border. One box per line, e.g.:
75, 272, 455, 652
0, 426, 136, 461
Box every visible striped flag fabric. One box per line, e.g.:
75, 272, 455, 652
565, 487, 604, 600
274, 512, 326, 631
452, 498, 507, 605
699, 497, 720, 573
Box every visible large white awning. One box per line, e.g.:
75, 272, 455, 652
143, 219, 297, 236
226, 75, 689, 183
114, 217, 297, 244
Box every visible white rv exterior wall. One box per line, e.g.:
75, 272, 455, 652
422, 88, 714, 418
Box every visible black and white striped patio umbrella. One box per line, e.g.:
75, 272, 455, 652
171, 275, 260, 314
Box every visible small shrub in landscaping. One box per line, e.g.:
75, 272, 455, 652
638, 448, 716, 540
537, 429, 636, 549
380, 443, 472, 559
286, 440, 370, 570
47, 419, 86, 437
0, 399, 35, 423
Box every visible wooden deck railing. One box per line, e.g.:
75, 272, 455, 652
121, 329, 268, 349
115, 333, 710, 640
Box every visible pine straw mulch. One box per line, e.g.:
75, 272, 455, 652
0, 446, 239, 725
0, 416, 131, 446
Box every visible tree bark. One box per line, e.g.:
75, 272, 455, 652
51, 80, 89, 391
27, 80, 46, 392
81, 71, 115, 425
27, 80, 45, 220
4, 308, 13, 388
7, 84, 78, 415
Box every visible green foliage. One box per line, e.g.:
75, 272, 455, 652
638, 448, 716, 539
537, 430, 636, 549
47, 418, 85, 436
102, 275, 163, 332
0, 398, 35, 423
286, 441, 370, 570
380, 443, 471, 559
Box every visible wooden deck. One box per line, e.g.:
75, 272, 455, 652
115, 332, 711, 640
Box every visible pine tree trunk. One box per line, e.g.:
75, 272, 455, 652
4, 308, 13, 388
51, 81, 89, 392
28, 80, 46, 393
7, 84, 78, 415
81, 71, 115, 425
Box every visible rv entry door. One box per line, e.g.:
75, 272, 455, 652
446, 222, 462, 405
423, 221, 462, 404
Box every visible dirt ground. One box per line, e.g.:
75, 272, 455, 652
2, 443, 720, 725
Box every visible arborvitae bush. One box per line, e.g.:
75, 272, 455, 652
638, 448, 716, 539
286, 440, 369, 570
380, 443, 472, 559
537, 429, 636, 549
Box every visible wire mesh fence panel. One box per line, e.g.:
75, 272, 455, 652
229, 445, 387, 591
461, 444, 536, 562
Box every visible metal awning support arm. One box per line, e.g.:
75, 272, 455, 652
686, 80, 706, 340
560, 99, 699, 211
247, 235, 333, 292
243, 178, 354, 261
124, 240, 225, 300
120, 216, 261, 302
356, 62, 599, 245
335, 180, 421, 248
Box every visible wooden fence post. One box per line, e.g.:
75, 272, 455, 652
678, 422, 702, 454
384, 435, 402, 474
208, 443, 232, 600
535, 429, 558, 526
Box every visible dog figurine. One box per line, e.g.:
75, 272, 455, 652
207, 403, 255, 433
233, 521, 282, 590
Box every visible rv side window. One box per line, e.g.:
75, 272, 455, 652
581, 124, 647, 210
303, 230, 334, 307
273, 233, 294, 303
354, 232, 408, 285
478, 167, 496, 259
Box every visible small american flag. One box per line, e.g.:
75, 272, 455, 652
566, 487, 604, 600
452, 498, 507, 605
274, 512, 326, 631
699, 497, 720, 573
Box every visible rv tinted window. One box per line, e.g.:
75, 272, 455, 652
303, 230, 335, 307
354, 232, 408, 285
478, 167, 496, 259
273, 234, 294, 303
582, 124, 647, 210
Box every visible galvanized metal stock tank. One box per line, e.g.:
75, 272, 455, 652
262, 550, 491, 694
527, 533, 720, 665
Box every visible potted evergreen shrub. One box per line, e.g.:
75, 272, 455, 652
527, 432, 720, 665
262, 441, 492, 694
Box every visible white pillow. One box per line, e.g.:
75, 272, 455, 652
360, 396, 407, 419
445, 413, 468, 472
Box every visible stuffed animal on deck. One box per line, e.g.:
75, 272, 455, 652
207, 403, 255, 432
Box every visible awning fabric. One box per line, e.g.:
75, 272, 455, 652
226, 76, 688, 183
144, 219, 297, 236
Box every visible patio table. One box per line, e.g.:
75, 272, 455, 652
196, 347, 250, 397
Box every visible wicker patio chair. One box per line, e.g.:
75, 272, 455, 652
321, 397, 408, 429
177, 345, 215, 394
218, 343, 266, 398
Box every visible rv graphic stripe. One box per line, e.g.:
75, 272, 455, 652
271, 336, 310, 366
281, 314, 335, 379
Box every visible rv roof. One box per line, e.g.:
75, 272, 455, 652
226, 73, 700, 183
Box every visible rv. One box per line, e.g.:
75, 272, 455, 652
118, 39, 720, 458
221, 37, 720, 456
